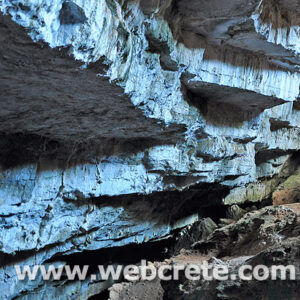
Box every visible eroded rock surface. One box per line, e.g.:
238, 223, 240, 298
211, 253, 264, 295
273, 168, 300, 205
0, 0, 300, 299
111, 204, 300, 300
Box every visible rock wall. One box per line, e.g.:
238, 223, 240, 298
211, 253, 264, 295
0, 0, 299, 298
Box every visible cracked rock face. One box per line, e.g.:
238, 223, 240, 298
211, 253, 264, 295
0, 0, 300, 299
122, 204, 300, 300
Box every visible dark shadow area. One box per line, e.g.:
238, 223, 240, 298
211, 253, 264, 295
145, 33, 179, 72
293, 99, 300, 110
182, 79, 285, 126
62, 182, 230, 228
255, 149, 294, 165
88, 290, 109, 300
269, 118, 293, 131
0, 249, 37, 268
0, 125, 185, 170
0, 133, 55, 169
0, 12, 186, 169
49, 239, 170, 270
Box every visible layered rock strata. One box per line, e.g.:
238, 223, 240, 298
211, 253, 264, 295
0, 0, 300, 298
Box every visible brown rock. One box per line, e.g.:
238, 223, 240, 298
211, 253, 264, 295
273, 171, 300, 205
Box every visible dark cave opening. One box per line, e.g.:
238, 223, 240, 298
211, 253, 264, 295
88, 289, 109, 300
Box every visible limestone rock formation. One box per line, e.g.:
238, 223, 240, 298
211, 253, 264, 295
273, 168, 300, 205
110, 204, 300, 300
0, 0, 299, 299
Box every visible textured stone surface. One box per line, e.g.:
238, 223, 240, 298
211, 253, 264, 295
59, 1, 87, 25
0, 12, 184, 149
273, 169, 300, 205
172, 204, 300, 300
193, 205, 297, 256
109, 279, 164, 300
108, 204, 300, 300
0, 0, 300, 299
